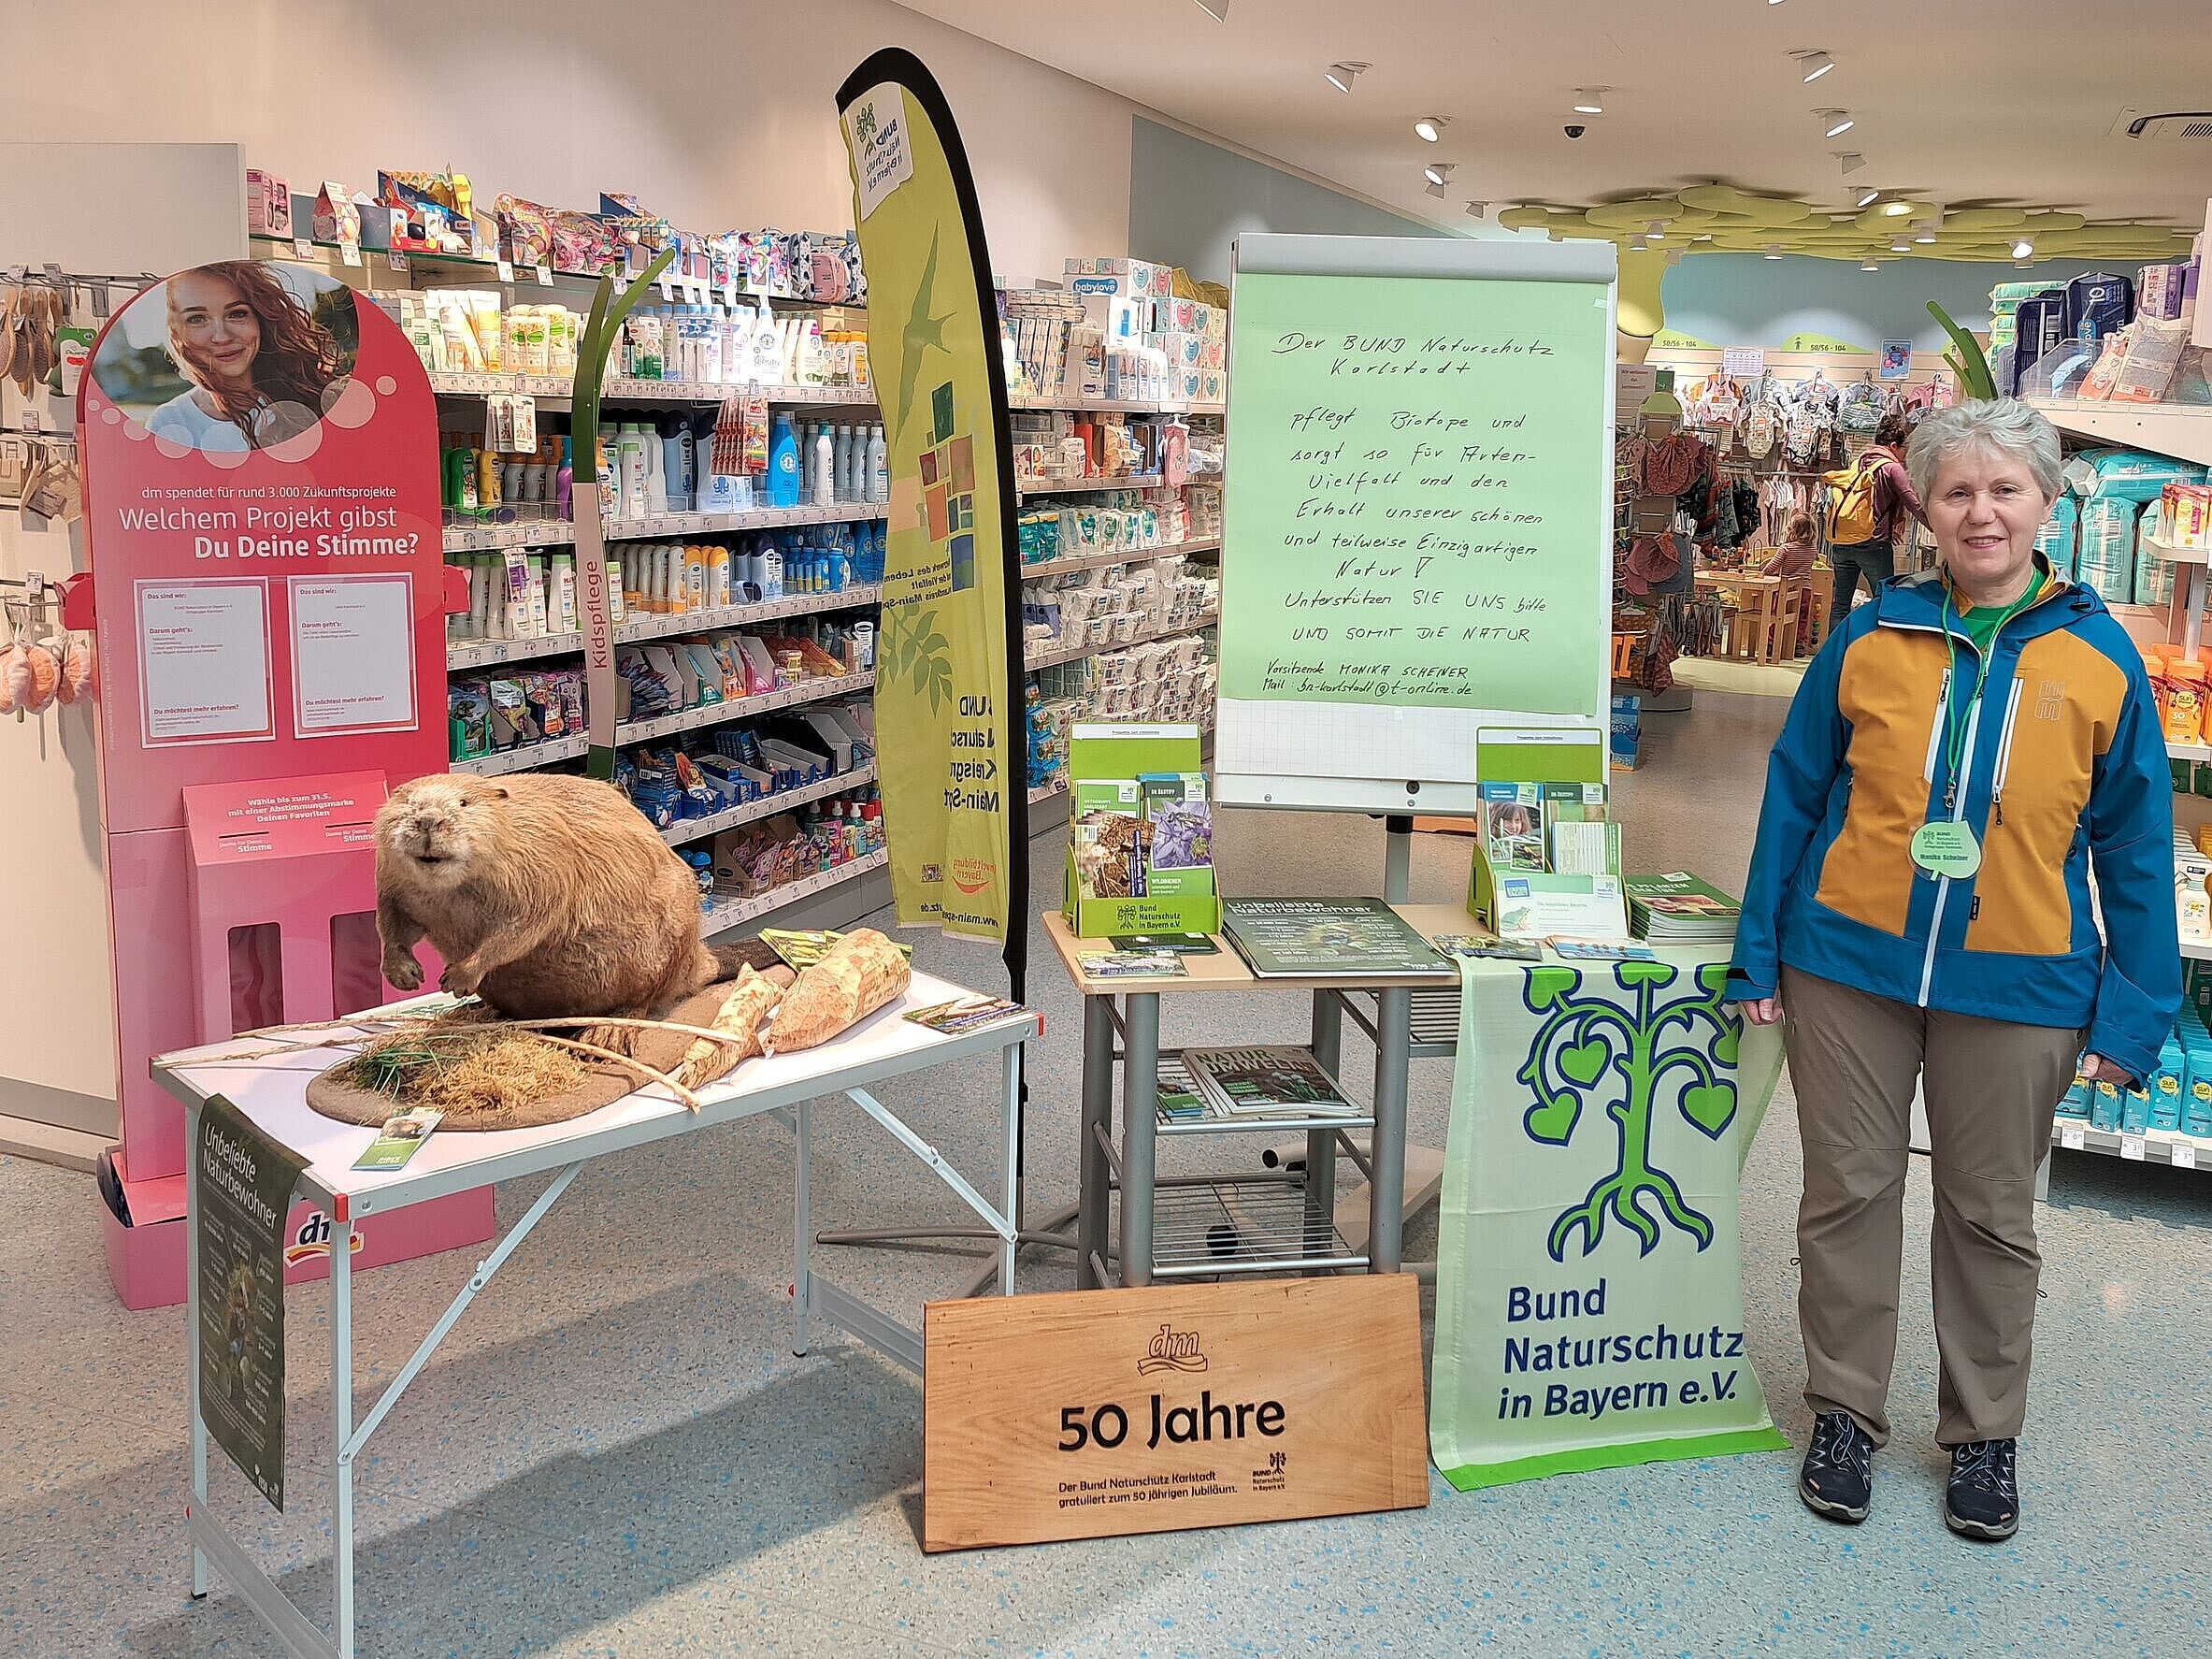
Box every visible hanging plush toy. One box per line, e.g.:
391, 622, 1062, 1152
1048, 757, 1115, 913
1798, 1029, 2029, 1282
19, 636, 59, 714
0, 641, 21, 715
57, 631, 93, 705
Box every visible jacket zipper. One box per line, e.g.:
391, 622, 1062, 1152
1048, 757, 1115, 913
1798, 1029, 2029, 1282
1989, 678, 2025, 826
1918, 689, 1983, 1007
1922, 669, 1952, 783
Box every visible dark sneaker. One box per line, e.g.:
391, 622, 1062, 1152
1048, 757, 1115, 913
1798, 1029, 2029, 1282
1799, 1410, 1874, 1523
1945, 1439, 2019, 1540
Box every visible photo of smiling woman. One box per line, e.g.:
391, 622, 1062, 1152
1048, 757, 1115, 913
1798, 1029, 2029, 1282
90, 260, 357, 454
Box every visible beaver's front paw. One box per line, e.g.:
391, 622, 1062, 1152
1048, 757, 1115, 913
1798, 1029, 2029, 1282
439, 959, 483, 999
382, 952, 424, 992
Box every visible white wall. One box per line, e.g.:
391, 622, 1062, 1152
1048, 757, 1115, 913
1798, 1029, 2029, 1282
9, 0, 1135, 286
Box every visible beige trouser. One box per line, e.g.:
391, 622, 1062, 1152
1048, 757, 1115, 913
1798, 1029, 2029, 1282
1781, 967, 2082, 1448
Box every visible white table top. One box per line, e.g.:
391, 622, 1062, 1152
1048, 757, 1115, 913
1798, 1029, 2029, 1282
151, 970, 1039, 1218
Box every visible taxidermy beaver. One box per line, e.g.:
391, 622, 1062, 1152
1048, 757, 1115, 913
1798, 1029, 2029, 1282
375, 773, 738, 1031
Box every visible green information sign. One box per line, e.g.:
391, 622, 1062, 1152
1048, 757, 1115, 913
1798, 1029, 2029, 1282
1220, 270, 1609, 716
195, 1093, 308, 1511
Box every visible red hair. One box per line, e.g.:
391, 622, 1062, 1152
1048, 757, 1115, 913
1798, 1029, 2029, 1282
167, 261, 341, 447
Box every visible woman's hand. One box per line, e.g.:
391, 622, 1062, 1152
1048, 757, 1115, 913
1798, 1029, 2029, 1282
2077, 1053, 2131, 1087
1740, 997, 1783, 1026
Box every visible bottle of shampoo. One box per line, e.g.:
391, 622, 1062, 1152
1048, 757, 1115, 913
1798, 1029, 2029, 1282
643, 424, 668, 515
812, 423, 835, 508
662, 418, 693, 513
833, 425, 854, 503
618, 425, 649, 519
867, 424, 887, 505
766, 415, 797, 509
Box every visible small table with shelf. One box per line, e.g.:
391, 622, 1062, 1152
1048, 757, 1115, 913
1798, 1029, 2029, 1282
1044, 904, 1472, 1290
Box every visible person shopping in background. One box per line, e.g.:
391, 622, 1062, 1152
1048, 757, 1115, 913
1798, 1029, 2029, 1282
1763, 511, 1821, 654
1826, 411, 1925, 612
1727, 399, 2177, 1541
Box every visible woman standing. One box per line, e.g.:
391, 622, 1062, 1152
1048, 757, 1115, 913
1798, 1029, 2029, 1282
1729, 399, 2177, 1540
1826, 411, 1925, 611
148, 261, 344, 453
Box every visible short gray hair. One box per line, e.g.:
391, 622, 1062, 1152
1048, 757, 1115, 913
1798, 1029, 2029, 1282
1904, 397, 2064, 504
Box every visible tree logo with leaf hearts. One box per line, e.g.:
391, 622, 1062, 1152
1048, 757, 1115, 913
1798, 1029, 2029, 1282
1517, 959, 1740, 1262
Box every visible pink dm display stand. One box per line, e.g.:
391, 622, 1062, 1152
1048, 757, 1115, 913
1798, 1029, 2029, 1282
79, 259, 492, 1307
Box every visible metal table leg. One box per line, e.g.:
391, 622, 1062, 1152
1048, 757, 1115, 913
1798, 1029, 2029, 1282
1369, 987, 1413, 1273
1305, 990, 1343, 1234
1076, 995, 1114, 1290
998, 1044, 1021, 1296
794, 1098, 813, 1356
185, 1099, 208, 1601
330, 1212, 356, 1659
1118, 992, 1161, 1287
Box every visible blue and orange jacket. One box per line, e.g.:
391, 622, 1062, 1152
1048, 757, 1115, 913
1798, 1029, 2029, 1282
1729, 561, 2180, 1083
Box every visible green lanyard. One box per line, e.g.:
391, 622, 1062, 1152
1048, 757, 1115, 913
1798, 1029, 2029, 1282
1938, 583, 2038, 812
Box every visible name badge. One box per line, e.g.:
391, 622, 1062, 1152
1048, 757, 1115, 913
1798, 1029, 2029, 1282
1910, 820, 1981, 880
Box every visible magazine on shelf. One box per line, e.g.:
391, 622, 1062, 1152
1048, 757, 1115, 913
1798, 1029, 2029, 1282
1625, 873, 1743, 943
1181, 1046, 1365, 1118
1220, 898, 1454, 978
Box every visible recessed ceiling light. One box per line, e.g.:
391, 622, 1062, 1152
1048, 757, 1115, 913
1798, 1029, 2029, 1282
1192, 0, 1228, 18
1573, 89, 1606, 115
1423, 162, 1455, 187
1860, 259, 1880, 271
1882, 200, 1912, 217
1797, 50, 1836, 83
1325, 61, 1369, 94
1464, 200, 1488, 218
1915, 227, 1938, 243
1817, 108, 1855, 137
1414, 116, 1447, 143
2011, 238, 2033, 259
1763, 246, 1784, 259
1834, 151, 1866, 176
1889, 238, 1911, 252
1856, 187, 1880, 208
1629, 235, 1648, 252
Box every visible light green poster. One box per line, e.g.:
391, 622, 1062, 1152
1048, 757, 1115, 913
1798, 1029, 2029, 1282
1218, 271, 1609, 719
1429, 954, 1788, 1490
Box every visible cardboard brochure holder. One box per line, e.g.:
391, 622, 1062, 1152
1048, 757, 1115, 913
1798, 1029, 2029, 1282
1062, 722, 1221, 939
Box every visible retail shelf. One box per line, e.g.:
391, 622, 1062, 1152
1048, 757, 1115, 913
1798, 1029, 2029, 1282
1027, 778, 1069, 807
2184, 938, 2212, 963
1019, 537, 1221, 581
614, 670, 874, 746
1017, 473, 1165, 497
1024, 609, 1217, 672
251, 233, 864, 310
1148, 1177, 1367, 1278
699, 847, 889, 939
428, 372, 872, 407
2027, 399, 2212, 469
1008, 396, 1222, 416
2170, 740, 2212, 763
443, 501, 888, 554
452, 736, 588, 777
446, 671, 871, 777
447, 585, 883, 671
659, 763, 877, 849
2053, 1116, 2209, 1170
2143, 531, 2212, 568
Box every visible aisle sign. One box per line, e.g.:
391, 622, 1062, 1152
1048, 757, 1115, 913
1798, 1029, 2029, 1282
1215, 237, 1615, 815
194, 1094, 309, 1510
924, 1276, 1427, 1551
1429, 955, 1788, 1490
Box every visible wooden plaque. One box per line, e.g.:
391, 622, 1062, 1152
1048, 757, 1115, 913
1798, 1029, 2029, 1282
923, 1275, 1428, 1551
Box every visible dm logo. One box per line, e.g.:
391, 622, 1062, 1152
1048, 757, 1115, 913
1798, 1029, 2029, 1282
1518, 960, 1739, 1262
1137, 1323, 1208, 1377
282, 1209, 366, 1266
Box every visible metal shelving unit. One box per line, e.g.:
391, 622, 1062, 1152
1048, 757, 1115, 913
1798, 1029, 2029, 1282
2054, 1116, 2206, 1171
658, 763, 877, 850
443, 501, 888, 554
1024, 610, 1216, 673
2026, 399, 2212, 469
1148, 1178, 1368, 1279
698, 847, 888, 939
1017, 473, 1166, 497
1018, 537, 1220, 581
448, 584, 882, 671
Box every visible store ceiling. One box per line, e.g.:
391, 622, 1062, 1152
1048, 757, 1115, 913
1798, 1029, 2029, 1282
902, 0, 2212, 257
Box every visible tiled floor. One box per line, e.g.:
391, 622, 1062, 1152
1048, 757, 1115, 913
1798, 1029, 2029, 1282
5, 688, 2208, 1658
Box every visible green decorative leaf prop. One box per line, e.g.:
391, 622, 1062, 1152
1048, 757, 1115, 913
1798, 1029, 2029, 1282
571, 247, 678, 502
1926, 302, 1997, 401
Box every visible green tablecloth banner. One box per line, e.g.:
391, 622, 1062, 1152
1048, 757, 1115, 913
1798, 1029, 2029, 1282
1430, 953, 1788, 1491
